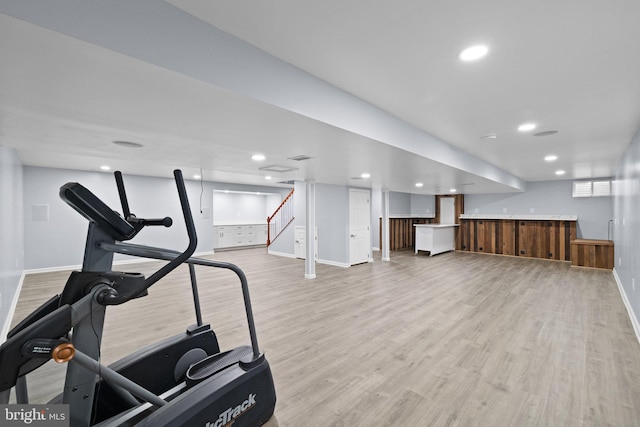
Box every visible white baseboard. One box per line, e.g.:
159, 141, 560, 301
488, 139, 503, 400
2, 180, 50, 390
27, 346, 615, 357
317, 259, 350, 268
613, 268, 640, 345
266, 249, 297, 259
1, 271, 26, 345
23, 250, 217, 275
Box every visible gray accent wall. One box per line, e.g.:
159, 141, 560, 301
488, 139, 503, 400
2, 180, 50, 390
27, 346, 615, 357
614, 128, 640, 330
0, 146, 24, 339
389, 192, 411, 215
316, 183, 350, 264
465, 180, 613, 240
389, 191, 435, 216
410, 194, 435, 215
23, 166, 289, 269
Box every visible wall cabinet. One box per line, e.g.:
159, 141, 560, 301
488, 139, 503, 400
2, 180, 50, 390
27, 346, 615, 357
213, 224, 268, 249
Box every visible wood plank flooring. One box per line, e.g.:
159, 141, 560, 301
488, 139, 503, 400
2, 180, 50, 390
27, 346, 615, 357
9, 249, 640, 426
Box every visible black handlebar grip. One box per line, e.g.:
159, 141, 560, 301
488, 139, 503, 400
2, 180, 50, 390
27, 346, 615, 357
141, 217, 173, 227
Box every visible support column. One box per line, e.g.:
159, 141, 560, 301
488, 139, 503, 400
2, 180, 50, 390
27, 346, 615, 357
382, 190, 390, 262
305, 181, 316, 279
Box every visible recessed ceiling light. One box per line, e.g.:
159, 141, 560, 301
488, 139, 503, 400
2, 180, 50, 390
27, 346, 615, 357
555, 170, 566, 176
545, 155, 558, 162
265, 176, 272, 180
361, 172, 371, 179
450, 188, 457, 193
193, 174, 201, 179
459, 45, 489, 62
415, 182, 424, 188
251, 154, 266, 161
518, 123, 537, 132
100, 165, 111, 171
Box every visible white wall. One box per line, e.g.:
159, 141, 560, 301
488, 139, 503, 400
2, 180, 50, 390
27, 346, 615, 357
613, 128, 640, 335
0, 146, 24, 339
212, 192, 281, 224
465, 180, 613, 239
23, 166, 289, 269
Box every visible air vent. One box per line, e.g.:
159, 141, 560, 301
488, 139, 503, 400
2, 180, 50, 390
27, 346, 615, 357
112, 140, 144, 148
259, 165, 299, 173
288, 155, 314, 161
533, 130, 559, 137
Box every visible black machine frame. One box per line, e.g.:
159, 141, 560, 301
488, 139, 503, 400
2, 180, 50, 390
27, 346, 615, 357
0, 170, 276, 426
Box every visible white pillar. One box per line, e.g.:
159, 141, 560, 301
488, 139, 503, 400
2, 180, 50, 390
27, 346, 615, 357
382, 190, 390, 261
305, 181, 316, 279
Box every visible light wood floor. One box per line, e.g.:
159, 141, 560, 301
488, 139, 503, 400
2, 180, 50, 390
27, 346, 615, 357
10, 249, 640, 426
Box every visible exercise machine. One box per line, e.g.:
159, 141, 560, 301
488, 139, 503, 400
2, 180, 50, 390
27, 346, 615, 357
0, 170, 276, 426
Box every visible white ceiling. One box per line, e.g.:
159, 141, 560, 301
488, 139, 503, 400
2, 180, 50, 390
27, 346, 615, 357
2, 0, 640, 194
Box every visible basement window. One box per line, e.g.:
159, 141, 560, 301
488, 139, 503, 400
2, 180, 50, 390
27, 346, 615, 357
572, 180, 611, 197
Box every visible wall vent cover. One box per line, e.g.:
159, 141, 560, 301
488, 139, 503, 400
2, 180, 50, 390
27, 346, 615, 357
288, 155, 314, 161
259, 165, 299, 173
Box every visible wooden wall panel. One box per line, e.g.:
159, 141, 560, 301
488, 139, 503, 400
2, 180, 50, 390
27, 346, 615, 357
458, 218, 577, 262
381, 217, 435, 251
501, 220, 516, 255
570, 239, 614, 269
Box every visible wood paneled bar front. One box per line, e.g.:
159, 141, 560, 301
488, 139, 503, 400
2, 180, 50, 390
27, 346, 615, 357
380, 216, 435, 251
458, 214, 577, 261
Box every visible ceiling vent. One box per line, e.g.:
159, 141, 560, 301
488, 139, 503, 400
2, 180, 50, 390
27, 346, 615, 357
534, 130, 559, 137
112, 140, 144, 148
259, 165, 299, 173
288, 155, 314, 161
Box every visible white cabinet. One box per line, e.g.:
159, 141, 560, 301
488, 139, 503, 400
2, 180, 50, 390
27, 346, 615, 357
213, 224, 267, 249
414, 224, 458, 256
256, 225, 268, 245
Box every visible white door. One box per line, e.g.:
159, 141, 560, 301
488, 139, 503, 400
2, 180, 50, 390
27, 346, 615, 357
294, 226, 318, 260
440, 197, 455, 224
349, 189, 371, 265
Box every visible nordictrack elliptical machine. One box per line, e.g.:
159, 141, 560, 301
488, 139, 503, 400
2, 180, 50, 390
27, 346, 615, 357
0, 170, 276, 426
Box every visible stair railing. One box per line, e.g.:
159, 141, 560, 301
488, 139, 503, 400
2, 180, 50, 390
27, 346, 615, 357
267, 189, 294, 246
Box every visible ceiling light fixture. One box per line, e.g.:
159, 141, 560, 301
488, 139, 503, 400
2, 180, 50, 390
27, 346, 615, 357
415, 182, 424, 188
251, 154, 266, 161
481, 133, 497, 140
100, 165, 111, 171
265, 176, 272, 180
450, 188, 457, 193
555, 170, 566, 176
459, 45, 489, 61
518, 123, 537, 132
193, 174, 201, 179
545, 155, 558, 162
361, 172, 371, 179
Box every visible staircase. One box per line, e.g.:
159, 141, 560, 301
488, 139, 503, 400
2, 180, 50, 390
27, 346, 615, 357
267, 189, 294, 247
